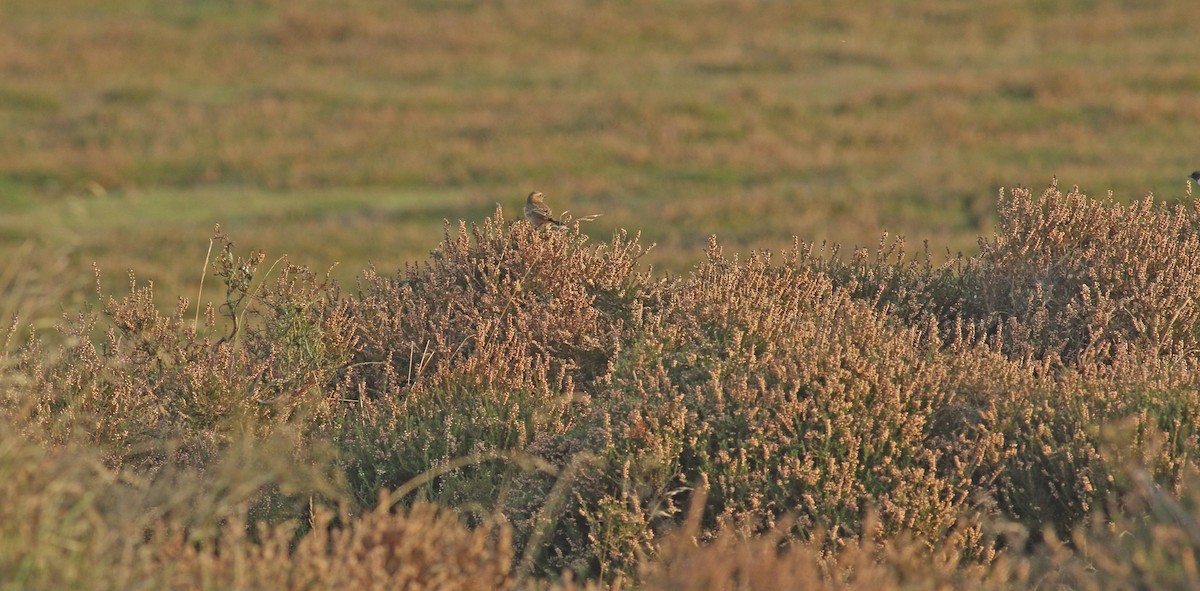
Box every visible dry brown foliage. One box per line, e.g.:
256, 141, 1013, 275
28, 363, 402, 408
7, 182, 1200, 588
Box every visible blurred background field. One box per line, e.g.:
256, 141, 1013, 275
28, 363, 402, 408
2, 0, 1199, 318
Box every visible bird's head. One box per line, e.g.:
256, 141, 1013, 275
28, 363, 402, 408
528, 191, 544, 204
1190, 172, 1200, 183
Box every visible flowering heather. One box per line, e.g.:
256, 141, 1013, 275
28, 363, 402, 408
4, 182, 1200, 588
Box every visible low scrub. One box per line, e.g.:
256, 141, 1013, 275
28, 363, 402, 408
5, 182, 1200, 588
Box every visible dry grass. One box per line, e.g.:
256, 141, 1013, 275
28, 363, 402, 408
2, 1, 1200, 323
5, 182, 1200, 588
0, 418, 513, 590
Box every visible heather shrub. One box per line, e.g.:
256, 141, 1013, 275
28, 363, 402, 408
20, 269, 242, 465
783, 181, 1200, 542
336, 210, 660, 570
333, 191, 1200, 581
935, 181, 1200, 537
958, 180, 1200, 364
910, 318, 1200, 544
583, 238, 985, 578
349, 208, 658, 392
239, 260, 358, 429
550, 460, 1200, 591
143, 496, 514, 591
1031, 459, 1200, 589
787, 233, 970, 332
17, 230, 353, 470
623, 499, 1014, 591
937, 349, 1109, 539
0, 404, 508, 591
7, 182, 1200, 589
799, 180, 1200, 367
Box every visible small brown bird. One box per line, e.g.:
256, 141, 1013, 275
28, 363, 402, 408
524, 191, 564, 228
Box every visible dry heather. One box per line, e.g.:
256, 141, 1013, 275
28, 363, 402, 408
0, 422, 512, 590
5, 181, 1200, 588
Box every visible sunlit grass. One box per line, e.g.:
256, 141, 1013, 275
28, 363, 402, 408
2, 1, 1198, 317
0, 187, 479, 321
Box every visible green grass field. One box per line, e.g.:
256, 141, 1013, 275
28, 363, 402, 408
3, 0, 1199, 318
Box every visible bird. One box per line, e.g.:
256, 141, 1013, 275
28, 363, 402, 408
1190, 171, 1200, 184
524, 191, 564, 228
